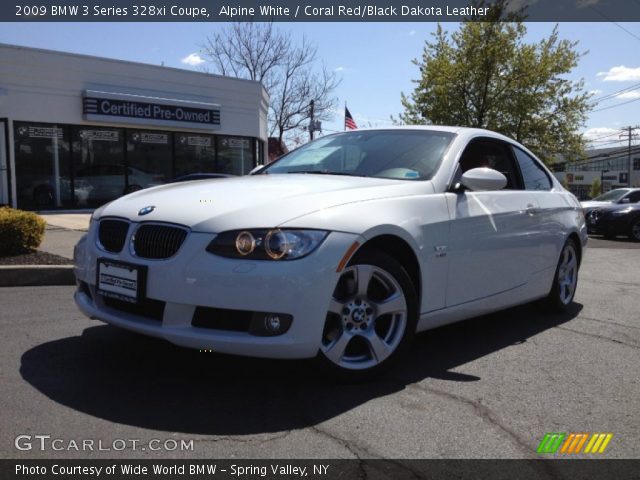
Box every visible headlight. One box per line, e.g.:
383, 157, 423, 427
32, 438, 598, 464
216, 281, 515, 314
207, 229, 329, 260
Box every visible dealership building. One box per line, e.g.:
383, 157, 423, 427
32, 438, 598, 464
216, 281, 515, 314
0, 43, 269, 210
552, 146, 640, 200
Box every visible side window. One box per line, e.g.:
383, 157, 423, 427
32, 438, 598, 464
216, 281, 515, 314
458, 138, 521, 189
512, 147, 552, 191
625, 191, 640, 203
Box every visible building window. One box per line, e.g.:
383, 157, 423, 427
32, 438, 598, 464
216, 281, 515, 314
126, 130, 172, 189
72, 126, 125, 207
217, 136, 255, 175
634, 158, 640, 171
14, 122, 73, 209
13, 122, 261, 210
174, 133, 216, 177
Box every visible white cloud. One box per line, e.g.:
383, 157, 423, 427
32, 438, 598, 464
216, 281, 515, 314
334, 66, 345, 72
597, 66, 640, 82
615, 90, 640, 99
181, 52, 205, 67
582, 127, 619, 141
409, 30, 416, 36
589, 89, 603, 95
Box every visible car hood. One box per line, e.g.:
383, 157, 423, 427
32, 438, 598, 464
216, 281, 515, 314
96, 174, 431, 232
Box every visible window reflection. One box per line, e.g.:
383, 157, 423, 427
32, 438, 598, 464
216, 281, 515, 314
13, 122, 261, 210
14, 122, 73, 209
72, 127, 125, 207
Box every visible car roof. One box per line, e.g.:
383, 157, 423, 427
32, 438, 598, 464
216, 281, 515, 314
337, 125, 517, 143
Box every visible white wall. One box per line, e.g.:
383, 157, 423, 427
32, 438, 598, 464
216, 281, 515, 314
0, 43, 269, 140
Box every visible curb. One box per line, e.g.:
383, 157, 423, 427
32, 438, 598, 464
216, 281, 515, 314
0, 265, 75, 287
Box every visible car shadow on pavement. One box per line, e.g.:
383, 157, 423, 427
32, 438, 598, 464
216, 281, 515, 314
20, 302, 582, 435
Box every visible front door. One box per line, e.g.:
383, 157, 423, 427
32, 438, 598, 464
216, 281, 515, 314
445, 138, 540, 307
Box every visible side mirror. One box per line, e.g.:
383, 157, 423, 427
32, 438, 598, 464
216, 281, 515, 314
620, 197, 630, 204
460, 168, 507, 192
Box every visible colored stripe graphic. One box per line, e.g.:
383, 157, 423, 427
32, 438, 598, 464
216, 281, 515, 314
540, 433, 613, 454
537, 433, 565, 453
585, 433, 614, 453
560, 433, 588, 453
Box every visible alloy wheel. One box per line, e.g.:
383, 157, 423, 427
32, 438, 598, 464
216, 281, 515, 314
320, 263, 408, 371
557, 243, 578, 305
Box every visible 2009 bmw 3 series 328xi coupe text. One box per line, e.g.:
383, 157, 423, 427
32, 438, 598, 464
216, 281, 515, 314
73, 127, 587, 377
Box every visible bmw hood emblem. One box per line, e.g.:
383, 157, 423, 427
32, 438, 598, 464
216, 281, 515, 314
138, 206, 156, 216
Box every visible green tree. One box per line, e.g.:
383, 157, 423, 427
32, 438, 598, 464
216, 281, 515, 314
589, 178, 602, 199
398, 1, 592, 163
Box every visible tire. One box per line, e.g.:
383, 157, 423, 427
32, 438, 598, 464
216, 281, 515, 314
124, 184, 142, 194
316, 250, 418, 380
629, 220, 640, 242
546, 238, 579, 312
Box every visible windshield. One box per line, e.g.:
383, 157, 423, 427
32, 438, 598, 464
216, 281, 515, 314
263, 130, 455, 181
592, 189, 629, 202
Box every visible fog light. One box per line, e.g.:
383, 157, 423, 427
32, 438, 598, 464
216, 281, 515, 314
248, 311, 293, 336
264, 314, 282, 333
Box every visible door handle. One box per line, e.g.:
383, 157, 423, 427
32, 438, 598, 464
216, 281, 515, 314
525, 204, 539, 215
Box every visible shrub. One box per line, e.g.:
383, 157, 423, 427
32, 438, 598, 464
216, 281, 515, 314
0, 207, 46, 256
589, 178, 602, 199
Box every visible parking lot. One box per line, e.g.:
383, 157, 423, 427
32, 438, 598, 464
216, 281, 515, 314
1, 240, 639, 459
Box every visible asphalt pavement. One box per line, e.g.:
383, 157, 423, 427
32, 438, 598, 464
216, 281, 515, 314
0, 246, 638, 459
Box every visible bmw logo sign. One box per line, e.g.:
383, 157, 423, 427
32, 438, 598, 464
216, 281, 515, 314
138, 206, 156, 216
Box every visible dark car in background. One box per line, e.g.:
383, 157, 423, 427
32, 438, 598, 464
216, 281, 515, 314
581, 188, 640, 211
581, 188, 640, 241
584, 203, 640, 241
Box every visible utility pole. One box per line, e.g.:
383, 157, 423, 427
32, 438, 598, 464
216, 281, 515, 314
620, 126, 639, 187
309, 100, 315, 141
307, 100, 322, 141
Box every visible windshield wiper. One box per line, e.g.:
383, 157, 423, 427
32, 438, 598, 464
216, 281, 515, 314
287, 170, 361, 176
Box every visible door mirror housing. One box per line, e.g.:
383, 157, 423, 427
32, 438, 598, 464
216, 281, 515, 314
619, 197, 630, 204
460, 168, 507, 192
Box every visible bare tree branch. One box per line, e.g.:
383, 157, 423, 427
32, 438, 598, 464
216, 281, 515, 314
201, 23, 340, 146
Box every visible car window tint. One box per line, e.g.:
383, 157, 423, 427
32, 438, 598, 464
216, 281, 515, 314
625, 191, 640, 203
458, 139, 521, 189
512, 147, 552, 191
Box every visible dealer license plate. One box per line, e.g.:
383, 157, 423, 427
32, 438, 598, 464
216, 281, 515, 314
96, 259, 146, 304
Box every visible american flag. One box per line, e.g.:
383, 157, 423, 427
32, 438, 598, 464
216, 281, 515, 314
345, 107, 357, 130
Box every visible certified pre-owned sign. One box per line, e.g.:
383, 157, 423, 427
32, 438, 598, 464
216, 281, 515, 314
83, 90, 221, 130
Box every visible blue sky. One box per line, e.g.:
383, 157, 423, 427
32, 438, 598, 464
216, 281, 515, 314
1, 22, 639, 147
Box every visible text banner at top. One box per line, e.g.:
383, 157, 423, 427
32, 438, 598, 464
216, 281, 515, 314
4, 0, 640, 22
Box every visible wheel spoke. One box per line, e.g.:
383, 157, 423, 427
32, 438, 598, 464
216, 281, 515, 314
354, 265, 375, 297
323, 330, 352, 364
327, 298, 344, 315
365, 330, 392, 363
373, 292, 406, 317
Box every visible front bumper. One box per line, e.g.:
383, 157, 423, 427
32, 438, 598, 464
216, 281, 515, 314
73, 227, 360, 359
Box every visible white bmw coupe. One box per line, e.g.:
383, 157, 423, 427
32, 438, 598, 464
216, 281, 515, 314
73, 127, 587, 377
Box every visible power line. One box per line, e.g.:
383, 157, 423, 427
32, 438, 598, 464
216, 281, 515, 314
592, 96, 640, 113
590, 6, 640, 44
586, 129, 624, 142
592, 82, 640, 104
